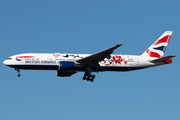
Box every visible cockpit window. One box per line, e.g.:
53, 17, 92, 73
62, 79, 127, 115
7, 58, 12, 60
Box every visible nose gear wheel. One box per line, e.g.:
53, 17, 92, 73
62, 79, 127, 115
15, 68, 21, 77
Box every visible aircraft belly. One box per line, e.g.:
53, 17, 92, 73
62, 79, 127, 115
7, 65, 59, 70
99, 66, 144, 71
72, 66, 145, 72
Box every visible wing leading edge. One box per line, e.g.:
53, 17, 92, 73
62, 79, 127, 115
76, 44, 122, 64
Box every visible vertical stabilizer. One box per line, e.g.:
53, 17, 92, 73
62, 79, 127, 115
141, 31, 173, 58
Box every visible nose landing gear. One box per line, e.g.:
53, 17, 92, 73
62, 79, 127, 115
15, 68, 21, 77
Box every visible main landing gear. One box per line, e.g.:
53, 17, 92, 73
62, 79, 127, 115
15, 68, 21, 77
82, 72, 96, 82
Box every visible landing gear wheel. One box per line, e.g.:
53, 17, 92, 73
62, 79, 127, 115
92, 75, 95, 78
87, 76, 90, 81
83, 76, 86, 80
17, 73, 21, 77
90, 78, 94, 82
82, 72, 96, 82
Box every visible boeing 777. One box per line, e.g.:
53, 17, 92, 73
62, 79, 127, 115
3, 31, 176, 82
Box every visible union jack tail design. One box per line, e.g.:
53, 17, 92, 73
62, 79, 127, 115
141, 31, 173, 58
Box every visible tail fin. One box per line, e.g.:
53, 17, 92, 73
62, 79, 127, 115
141, 31, 173, 58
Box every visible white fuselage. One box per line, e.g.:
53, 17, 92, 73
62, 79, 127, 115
3, 53, 165, 72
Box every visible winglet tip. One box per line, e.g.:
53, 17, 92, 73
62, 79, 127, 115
172, 55, 177, 57
117, 44, 123, 46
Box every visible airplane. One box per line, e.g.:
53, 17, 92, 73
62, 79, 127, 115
3, 31, 176, 82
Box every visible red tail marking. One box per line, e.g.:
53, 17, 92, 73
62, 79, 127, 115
146, 49, 162, 58
153, 35, 171, 45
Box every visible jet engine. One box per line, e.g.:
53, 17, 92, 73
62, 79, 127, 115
57, 70, 76, 77
57, 61, 81, 77
59, 61, 75, 70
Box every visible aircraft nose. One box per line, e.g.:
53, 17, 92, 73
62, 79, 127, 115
3, 60, 7, 65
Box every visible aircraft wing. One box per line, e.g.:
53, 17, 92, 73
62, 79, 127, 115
76, 44, 122, 64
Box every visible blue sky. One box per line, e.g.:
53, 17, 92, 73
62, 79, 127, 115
0, 0, 180, 120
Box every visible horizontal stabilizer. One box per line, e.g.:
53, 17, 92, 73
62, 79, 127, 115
151, 55, 176, 62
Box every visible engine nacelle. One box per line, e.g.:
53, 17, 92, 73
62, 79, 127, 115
57, 70, 76, 77
59, 61, 75, 70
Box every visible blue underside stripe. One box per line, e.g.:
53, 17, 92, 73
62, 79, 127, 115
8, 65, 59, 70
100, 66, 143, 71
8, 65, 143, 71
